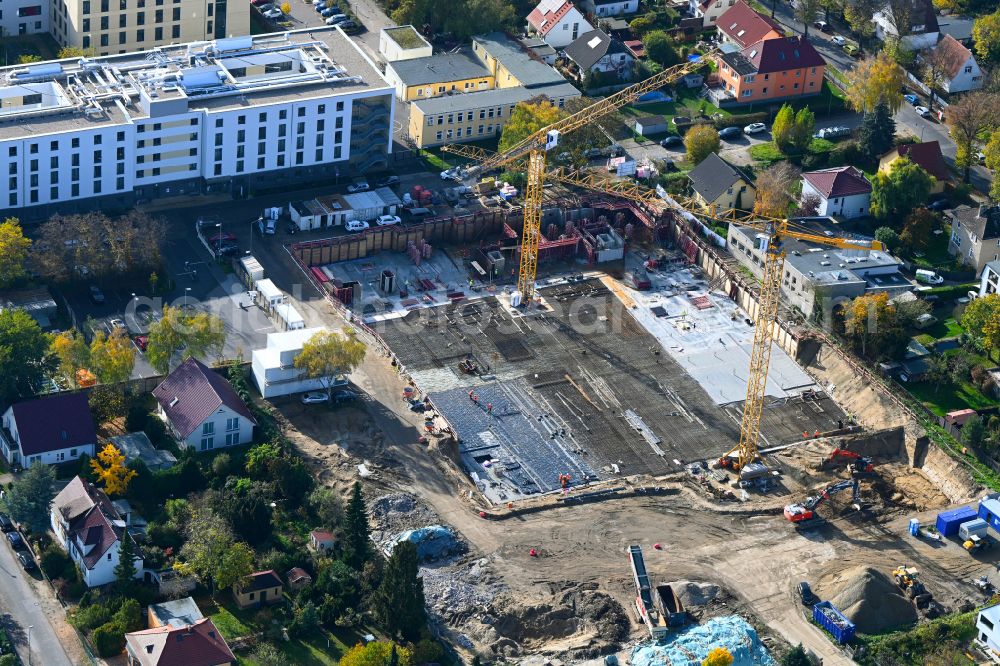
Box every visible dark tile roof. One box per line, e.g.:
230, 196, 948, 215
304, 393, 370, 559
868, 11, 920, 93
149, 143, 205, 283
892, 141, 949, 181
743, 35, 824, 73
67, 491, 125, 569
8, 392, 96, 456
802, 166, 872, 198
152, 358, 255, 439
719, 50, 757, 76
564, 29, 614, 70
688, 152, 750, 202
243, 570, 283, 593
125, 618, 235, 666
286, 567, 312, 584
717, 0, 784, 48
949, 205, 1000, 241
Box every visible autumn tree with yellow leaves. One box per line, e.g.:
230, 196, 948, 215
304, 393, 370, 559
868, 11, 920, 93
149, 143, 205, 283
844, 53, 905, 113
90, 443, 138, 495
702, 646, 734, 666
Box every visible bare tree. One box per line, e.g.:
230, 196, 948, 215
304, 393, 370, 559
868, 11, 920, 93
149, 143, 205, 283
948, 92, 1000, 182
795, 0, 823, 36
919, 43, 953, 111
754, 162, 801, 218
883, 0, 917, 40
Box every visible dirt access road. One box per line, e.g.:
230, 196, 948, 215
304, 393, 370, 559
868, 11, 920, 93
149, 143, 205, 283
282, 335, 991, 664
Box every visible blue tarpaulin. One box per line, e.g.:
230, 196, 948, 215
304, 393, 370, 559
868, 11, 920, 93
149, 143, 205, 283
630, 616, 775, 666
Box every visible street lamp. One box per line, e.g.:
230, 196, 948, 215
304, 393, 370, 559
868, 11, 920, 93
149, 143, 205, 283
216, 223, 222, 258
184, 287, 191, 308
26, 625, 32, 665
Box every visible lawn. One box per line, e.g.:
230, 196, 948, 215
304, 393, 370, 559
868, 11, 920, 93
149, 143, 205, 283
421, 136, 500, 171
238, 629, 358, 666
200, 597, 258, 640
905, 378, 996, 417
749, 138, 834, 165
620, 88, 731, 127
915, 316, 964, 344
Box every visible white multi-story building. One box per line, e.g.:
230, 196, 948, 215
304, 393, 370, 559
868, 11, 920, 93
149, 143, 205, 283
252, 326, 332, 398
0, 26, 394, 219
1, 0, 49, 38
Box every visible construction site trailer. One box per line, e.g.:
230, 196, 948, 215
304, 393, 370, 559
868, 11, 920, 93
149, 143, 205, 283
240, 255, 265, 284
937, 506, 978, 537
273, 302, 306, 331
980, 499, 1000, 532
813, 601, 855, 644
255, 279, 284, 307
960, 518, 989, 542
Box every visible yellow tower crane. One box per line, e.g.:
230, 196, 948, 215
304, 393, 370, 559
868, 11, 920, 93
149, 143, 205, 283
441, 55, 711, 300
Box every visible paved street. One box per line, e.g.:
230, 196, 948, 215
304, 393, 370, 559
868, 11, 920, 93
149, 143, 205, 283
0, 537, 81, 666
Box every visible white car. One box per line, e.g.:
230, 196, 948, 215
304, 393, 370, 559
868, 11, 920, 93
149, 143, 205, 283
326, 14, 347, 24
347, 181, 369, 193
376, 215, 401, 226
262, 7, 283, 18
345, 220, 370, 232
915, 105, 931, 118
440, 167, 460, 180
744, 122, 767, 134
301, 392, 329, 405
831, 36, 846, 46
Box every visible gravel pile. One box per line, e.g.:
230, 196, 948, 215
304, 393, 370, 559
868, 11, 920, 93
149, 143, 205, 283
670, 580, 721, 607
817, 565, 916, 634
421, 557, 505, 622
370, 492, 439, 547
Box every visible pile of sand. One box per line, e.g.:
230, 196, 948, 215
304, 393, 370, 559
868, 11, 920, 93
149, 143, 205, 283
670, 580, 721, 607
815, 565, 916, 634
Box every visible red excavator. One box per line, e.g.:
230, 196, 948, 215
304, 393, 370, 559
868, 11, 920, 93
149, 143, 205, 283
821, 448, 874, 474
784, 478, 861, 525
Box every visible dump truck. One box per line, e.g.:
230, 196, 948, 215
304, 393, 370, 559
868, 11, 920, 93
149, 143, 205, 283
628, 545, 668, 639
653, 584, 686, 627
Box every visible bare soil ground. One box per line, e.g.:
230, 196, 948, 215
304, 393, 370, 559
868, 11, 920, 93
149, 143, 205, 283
274, 343, 998, 665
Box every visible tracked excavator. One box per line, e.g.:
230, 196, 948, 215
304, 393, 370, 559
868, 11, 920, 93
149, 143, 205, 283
783, 478, 861, 527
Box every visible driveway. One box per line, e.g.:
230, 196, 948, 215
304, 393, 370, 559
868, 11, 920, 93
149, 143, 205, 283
0, 536, 83, 666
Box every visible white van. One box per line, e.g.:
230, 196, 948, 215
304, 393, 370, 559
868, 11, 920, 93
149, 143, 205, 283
915, 269, 943, 284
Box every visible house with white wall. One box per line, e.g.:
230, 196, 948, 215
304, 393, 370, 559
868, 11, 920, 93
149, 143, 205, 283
581, 0, 638, 17
50, 476, 143, 588
152, 358, 256, 453
252, 327, 334, 398
0, 392, 96, 468
977, 604, 1000, 658
930, 34, 983, 93
690, 0, 738, 28
800, 166, 872, 219
526, 0, 593, 48
873, 0, 938, 50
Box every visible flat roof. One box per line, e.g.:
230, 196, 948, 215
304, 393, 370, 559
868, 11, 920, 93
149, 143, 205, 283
386, 51, 491, 86
383, 25, 431, 50
265, 326, 325, 351
0, 26, 389, 141
255, 278, 282, 300
412, 81, 579, 115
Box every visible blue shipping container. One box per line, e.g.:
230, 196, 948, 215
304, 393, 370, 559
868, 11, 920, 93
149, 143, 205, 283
980, 499, 1000, 532
936, 506, 977, 537
814, 601, 856, 644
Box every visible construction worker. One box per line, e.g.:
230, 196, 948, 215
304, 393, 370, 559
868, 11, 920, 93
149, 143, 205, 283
814, 429, 820, 438
486, 402, 493, 414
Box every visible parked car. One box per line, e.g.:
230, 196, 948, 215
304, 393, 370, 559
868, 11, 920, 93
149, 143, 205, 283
347, 181, 370, 193
672, 116, 691, 125
659, 135, 683, 147
927, 198, 951, 211
376, 215, 401, 226
262, 7, 283, 18
6, 531, 25, 550
217, 243, 240, 257
831, 35, 846, 46
583, 147, 605, 158
109, 318, 127, 333
915, 105, 931, 118
338, 20, 359, 32
301, 392, 329, 405
319, 7, 338, 16
89, 284, 106, 304
843, 43, 859, 57
797, 581, 817, 605
331, 388, 358, 403
0, 514, 13, 533
743, 122, 767, 134
440, 167, 461, 180
134, 335, 149, 351
813, 20, 830, 31
719, 126, 742, 140
904, 93, 919, 106
345, 220, 370, 232
325, 12, 347, 22
376, 175, 400, 187
814, 126, 851, 140
207, 232, 237, 244
16, 552, 34, 571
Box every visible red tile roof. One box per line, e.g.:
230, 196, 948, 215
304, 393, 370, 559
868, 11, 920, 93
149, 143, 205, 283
894, 141, 949, 181
934, 33, 974, 79
717, 1, 783, 49
311, 529, 334, 542
9, 392, 96, 456
152, 358, 255, 439
527, 0, 576, 36
125, 618, 235, 666
742, 35, 824, 73
803, 166, 872, 199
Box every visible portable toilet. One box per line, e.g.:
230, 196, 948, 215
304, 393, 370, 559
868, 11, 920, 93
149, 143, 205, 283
908, 518, 919, 537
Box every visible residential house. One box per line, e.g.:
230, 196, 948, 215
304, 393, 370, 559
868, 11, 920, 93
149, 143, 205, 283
408, 83, 580, 148
310, 529, 335, 553
716, 1, 782, 49
874, 0, 938, 50
147, 597, 204, 629
0, 392, 96, 468
526, 0, 593, 48
50, 476, 143, 588
383, 52, 494, 102
980, 260, 1000, 297
581, 0, 639, 17
976, 603, 1000, 658
233, 570, 284, 610
152, 358, 256, 453
938, 16, 974, 45
714, 35, 825, 105
562, 29, 634, 80
800, 166, 872, 219
687, 152, 755, 212
948, 204, 1000, 274
125, 618, 235, 666
519, 36, 559, 64
929, 34, 983, 93
690, 0, 739, 28
727, 225, 908, 315
286, 567, 313, 591
879, 141, 948, 194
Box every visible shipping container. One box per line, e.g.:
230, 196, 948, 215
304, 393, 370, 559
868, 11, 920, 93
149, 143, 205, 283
980, 499, 1000, 532
960, 518, 989, 541
813, 601, 856, 644
937, 506, 978, 537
